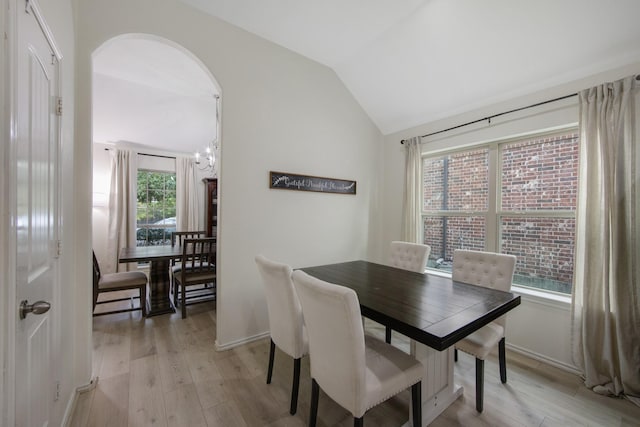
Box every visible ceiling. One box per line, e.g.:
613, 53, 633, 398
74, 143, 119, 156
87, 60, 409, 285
93, 0, 640, 152
93, 37, 219, 155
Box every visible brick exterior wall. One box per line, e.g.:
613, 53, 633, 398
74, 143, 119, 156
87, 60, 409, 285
422, 133, 578, 293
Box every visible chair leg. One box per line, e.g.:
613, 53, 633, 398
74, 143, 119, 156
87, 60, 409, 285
411, 381, 422, 427
353, 417, 363, 427
181, 280, 187, 319
140, 285, 147, 317
266, 339, 275, 384
454, 348, 458, 362
475, 358, 484, 413
309, 379, 319, 427
499, 337, 507, 383
385, 326, 392, 344
290, 357, 301, 415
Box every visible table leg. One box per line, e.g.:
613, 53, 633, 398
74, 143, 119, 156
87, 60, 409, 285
406, 343, 463, 426
146, 259, 176, 316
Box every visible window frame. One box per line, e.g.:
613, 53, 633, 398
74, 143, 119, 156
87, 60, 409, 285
135, 168, 177, 247
421, 127, 578, 296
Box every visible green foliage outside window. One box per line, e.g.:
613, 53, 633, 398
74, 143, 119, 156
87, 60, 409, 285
136, 170, 176, 246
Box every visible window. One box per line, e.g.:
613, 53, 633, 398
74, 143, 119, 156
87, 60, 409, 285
136, 170, 176, 246
422, 131, 579, 294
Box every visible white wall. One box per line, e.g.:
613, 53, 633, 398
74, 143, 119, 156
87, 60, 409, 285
76, 0, 383, 350
379, 66, 640, 371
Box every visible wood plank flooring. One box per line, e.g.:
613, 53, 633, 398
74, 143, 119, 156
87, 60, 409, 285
72, 298, 640, 426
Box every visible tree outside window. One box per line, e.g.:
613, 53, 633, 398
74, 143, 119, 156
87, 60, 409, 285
136, 170, 176, 246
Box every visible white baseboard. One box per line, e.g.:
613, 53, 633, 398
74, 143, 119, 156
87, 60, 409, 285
215, 331, 270, 351
507, 343, 581, 376
61, 376, 99, 427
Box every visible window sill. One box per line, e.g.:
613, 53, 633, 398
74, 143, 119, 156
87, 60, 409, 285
511, 285, 571, 309
426, 268, 571, 309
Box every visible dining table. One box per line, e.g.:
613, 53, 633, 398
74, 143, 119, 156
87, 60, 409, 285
300, 260, 521, 426
118, 245, 184, 316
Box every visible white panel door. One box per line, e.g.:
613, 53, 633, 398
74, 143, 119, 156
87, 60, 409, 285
14, 1, 60, 426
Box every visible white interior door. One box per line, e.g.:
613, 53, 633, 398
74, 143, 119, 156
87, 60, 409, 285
14, 1, 61, 426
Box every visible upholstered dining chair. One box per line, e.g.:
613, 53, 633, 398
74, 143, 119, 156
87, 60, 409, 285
452, 249, 516, 413
92, 251, 148, 317
292, 270, 423, 427
172, 237, 217, 318
386, 241, 431, 343
255, 255, 308, 415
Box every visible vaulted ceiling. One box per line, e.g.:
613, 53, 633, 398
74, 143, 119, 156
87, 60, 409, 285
93, 0, 640, 153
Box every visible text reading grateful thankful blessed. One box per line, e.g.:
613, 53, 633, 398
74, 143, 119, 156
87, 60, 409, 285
269, 172, 356, 194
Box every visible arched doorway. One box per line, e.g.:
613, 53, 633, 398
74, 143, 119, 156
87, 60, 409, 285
91, 33, 221, 321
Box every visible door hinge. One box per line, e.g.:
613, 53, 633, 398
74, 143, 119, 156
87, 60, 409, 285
55, 97, 63, 116
51, 240, 62, 258
54, 381, 60, 402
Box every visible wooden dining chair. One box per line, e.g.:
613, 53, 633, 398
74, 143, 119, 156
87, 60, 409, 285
292, 270, 423, 427
171, 230, 207, 247
386, 241, 431, 343
172, 237, 217, 318
452, 249, 516, 413
255, 255, 308, 415
92, 251, 148, 317
170, 230, 207, 294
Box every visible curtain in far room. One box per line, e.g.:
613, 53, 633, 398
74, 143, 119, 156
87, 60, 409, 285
572, 75, 640, 405
176, 156, 200, 232
401, 136, 422, 243
106, 149, 137, 273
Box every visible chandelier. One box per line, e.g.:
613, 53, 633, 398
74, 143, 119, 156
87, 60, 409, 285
195, 139, 218, 172
195, 94, 220, 175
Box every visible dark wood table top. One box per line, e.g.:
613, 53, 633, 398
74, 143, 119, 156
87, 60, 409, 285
119, 245, 183, 263
300, 260, 521, 351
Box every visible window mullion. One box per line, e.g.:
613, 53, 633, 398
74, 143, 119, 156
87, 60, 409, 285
486, 142, 499, 252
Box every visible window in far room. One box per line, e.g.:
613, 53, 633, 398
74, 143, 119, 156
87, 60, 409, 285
136, 170, 176, 246
422, 130, 579, 295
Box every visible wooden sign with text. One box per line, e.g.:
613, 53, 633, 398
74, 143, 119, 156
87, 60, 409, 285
269, 171, 356, 195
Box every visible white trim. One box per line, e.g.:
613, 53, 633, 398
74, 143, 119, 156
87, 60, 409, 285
61, 377, 99, 427
214, 330, 270, 352
511, 285, 571, 309
1, 1, 18, 425
507, 342, 580, 376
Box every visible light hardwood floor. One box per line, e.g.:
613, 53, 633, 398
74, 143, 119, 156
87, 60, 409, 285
71, 299, 640, 426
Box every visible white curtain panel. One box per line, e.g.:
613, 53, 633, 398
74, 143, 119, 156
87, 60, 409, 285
175, 156, 200, 232
572, 75, 639, 403
106, 149, 137, 273
401, 137, 422, 243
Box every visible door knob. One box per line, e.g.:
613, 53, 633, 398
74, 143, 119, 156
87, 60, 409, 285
19, 300, 51, 319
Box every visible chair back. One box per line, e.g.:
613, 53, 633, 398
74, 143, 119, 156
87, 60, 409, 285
92, 251, 101, 308
292, 270, 366, 415
255, 255, 306, 359
452, 249, 516, 327
171, 231, 207, 247
178, 238, 217, 282
389, 241, 431, 273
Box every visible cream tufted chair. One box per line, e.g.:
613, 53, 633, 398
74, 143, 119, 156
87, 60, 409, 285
386, 241, 431, 343
292, 270, 423, 427
255, 255, 308, 415
452, 249, 516, 413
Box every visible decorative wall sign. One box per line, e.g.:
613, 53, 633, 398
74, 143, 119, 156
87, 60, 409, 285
269, 171, 356, 195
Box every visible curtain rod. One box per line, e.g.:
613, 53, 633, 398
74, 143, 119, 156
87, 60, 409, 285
400, 93, 577, 144
103, 148, 175, 160
401, 74, 640, 144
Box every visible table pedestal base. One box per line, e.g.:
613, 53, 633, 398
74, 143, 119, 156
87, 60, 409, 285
405, 343, 463, 426
146, 259, 176, 316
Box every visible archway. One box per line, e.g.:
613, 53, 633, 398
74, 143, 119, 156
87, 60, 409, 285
91, 33, 221, 322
